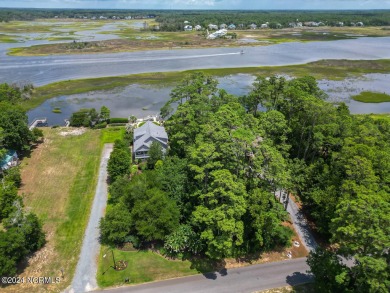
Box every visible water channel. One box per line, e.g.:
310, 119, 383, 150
27, 73, 390, 125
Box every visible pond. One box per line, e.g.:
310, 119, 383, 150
27, 73, 390, 125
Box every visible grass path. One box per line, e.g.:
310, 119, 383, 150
5, 128, 102, 293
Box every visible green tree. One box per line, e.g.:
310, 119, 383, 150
0, 184, 22, 221
18, 213, 46, 253
100, 106, 110, 121
147, 141, 164, 169
192, 169, 247, 259
331, 191, 390, 258
100, 203, 132, 246
131, 188, 180, 241
31, 127, 44, 143
0, 83, 22, 104
69, 108, 90, 127
164, 224, 202, 255
307, 248, 351, 293
0, 102, 33, 151
0, 228, 27, 276
107, 144, 131, 182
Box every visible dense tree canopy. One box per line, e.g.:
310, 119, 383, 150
101, 72, 389, 292
0, 84, 45, 277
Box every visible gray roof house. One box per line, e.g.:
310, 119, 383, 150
0, 150, 18, 172
133, 121, 168, 160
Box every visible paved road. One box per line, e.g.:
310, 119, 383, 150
1, 37, 390, 86
66, 144, 114, 293
87, 191, 314, 293
96, 258, 311, 293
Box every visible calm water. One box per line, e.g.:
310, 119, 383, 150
28, 73, 390, 125
2, 37, 390, 86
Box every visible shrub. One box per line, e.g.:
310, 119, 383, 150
109, 118, 128, 124
109, 123, 127, 126
94, 122, 107, 129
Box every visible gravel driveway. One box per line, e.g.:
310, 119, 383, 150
66, 144, 113, 293
279, 191, 318, 252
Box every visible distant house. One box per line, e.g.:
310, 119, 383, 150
133, 121, 168, 160
208, 24, 218, 30
304, 21, 319, 27
207, 29, 228, 39
356, 22, 364, 27
249, 23, 257, 29
194, 25, 202, 31
184, 25, 193, 31
220, 23, 227, 29
228, 24, 236, 30
337, 22, 344, 27
260, 23, 268, 29
0, 150, 19, 172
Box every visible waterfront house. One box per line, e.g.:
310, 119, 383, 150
133, 121, 168, 160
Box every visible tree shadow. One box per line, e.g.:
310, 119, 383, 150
186, 256, 228, 280
286, 271, 313, 286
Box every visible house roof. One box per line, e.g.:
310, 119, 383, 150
0, 150, 17, 169
133, 121, 168, 152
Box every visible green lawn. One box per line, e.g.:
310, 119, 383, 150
22, 59, 390, 111
97, 248, 199, 288
351, 91, 390, 103
17, 128, 103, 292
101, 127, 126, 144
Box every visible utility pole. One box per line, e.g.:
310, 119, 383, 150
111, 249, 117, 269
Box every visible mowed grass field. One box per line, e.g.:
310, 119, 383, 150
3, 128, 103, 292
97, 221, 307, 289
97, 248, 198, 288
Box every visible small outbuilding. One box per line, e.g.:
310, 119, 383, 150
0, 150, 19, 172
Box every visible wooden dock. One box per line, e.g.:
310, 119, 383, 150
29, 117, 48, 130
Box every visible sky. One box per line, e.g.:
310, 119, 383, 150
1, 0, 390, 10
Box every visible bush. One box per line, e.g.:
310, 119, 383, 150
109, 123, 127, 126
124, 235, 141, 249
109, 118, 128, 124
94, 122, 107, 129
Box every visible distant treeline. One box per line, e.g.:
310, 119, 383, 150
1, 8, 390, 30
0, 8, 157, 22
156, 10, 390, 31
